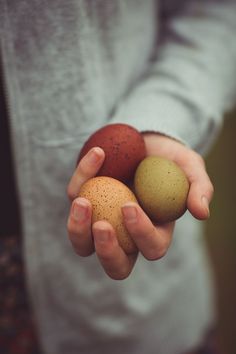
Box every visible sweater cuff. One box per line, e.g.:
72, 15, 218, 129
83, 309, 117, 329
110, 92, 207, 150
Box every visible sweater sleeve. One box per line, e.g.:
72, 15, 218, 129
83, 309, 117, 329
110, 0, 236, 154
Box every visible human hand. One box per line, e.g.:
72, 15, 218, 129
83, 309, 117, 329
67, 134, 213, 280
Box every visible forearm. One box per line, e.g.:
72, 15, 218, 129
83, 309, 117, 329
111, 0, 236, 153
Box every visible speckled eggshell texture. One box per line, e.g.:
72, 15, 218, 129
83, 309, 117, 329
134, 156, 190, 223
78, 123, 146, 183
78, 176, 138, 254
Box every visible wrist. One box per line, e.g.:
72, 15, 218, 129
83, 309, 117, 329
142, 132, 186, 158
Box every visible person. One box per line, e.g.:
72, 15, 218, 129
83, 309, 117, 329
1, 1, 236, 354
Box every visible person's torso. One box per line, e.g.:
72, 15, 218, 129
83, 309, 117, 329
0, 2, 215, 354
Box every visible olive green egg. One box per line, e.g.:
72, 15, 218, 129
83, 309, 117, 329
134, 156, 190, 223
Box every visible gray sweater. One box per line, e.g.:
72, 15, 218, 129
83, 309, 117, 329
1, 1, 236, 354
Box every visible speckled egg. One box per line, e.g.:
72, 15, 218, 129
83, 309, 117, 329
78, 176, 138, 254
78, 123, 146, 183
134, 156, 190, 223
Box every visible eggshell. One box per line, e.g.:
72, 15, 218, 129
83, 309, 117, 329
78, 123, 146, 183
78, 176, 138, 254
134, 156, 190, 223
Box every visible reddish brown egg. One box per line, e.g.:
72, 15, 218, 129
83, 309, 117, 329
78, 123, 146, 183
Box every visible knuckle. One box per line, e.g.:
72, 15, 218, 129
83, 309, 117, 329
68, 232, 94, 257
78, 159, 87, 174
107, 268, 131, 281
98, 251, 113, 263
74, 247, 93, 257
193, 152, 205, 167
209, 182, 214, 196
67, 218, 75, 235
145, 246, 168, 261
67, 185, 75, 201
110, 273, 129, 281
186, 149, 204, 167
203, 173, 214, 199
78, 158, 92, 178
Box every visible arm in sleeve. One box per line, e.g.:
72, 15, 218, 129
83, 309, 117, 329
110, 0, 236, 154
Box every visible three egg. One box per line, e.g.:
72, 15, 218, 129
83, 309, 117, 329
77, 123, 189, 254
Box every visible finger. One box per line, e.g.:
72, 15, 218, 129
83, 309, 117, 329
122, 202, 174, 261
67, 197, 94, 256
144, 133, 213, 221
67, 147, 105, 200
92, 221, 138, 280
178, 153, 214, 220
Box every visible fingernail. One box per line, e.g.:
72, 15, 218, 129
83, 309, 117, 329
87, 147, 101, 165
201, 196, 210, 217
72, 200, 88, 223
95, 228, 110, 243
122, 204, 137, 223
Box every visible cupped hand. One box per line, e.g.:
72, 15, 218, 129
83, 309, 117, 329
67, 133, 213, 280
142, 133, 214, 220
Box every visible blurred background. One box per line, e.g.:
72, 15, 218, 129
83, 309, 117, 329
205, 110, 236, 354
0, 108, 235, 354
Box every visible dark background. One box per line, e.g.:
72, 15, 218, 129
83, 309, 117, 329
205, 111, 236, 354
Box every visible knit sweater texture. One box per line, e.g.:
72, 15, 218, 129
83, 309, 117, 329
1, 1, 236, 354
